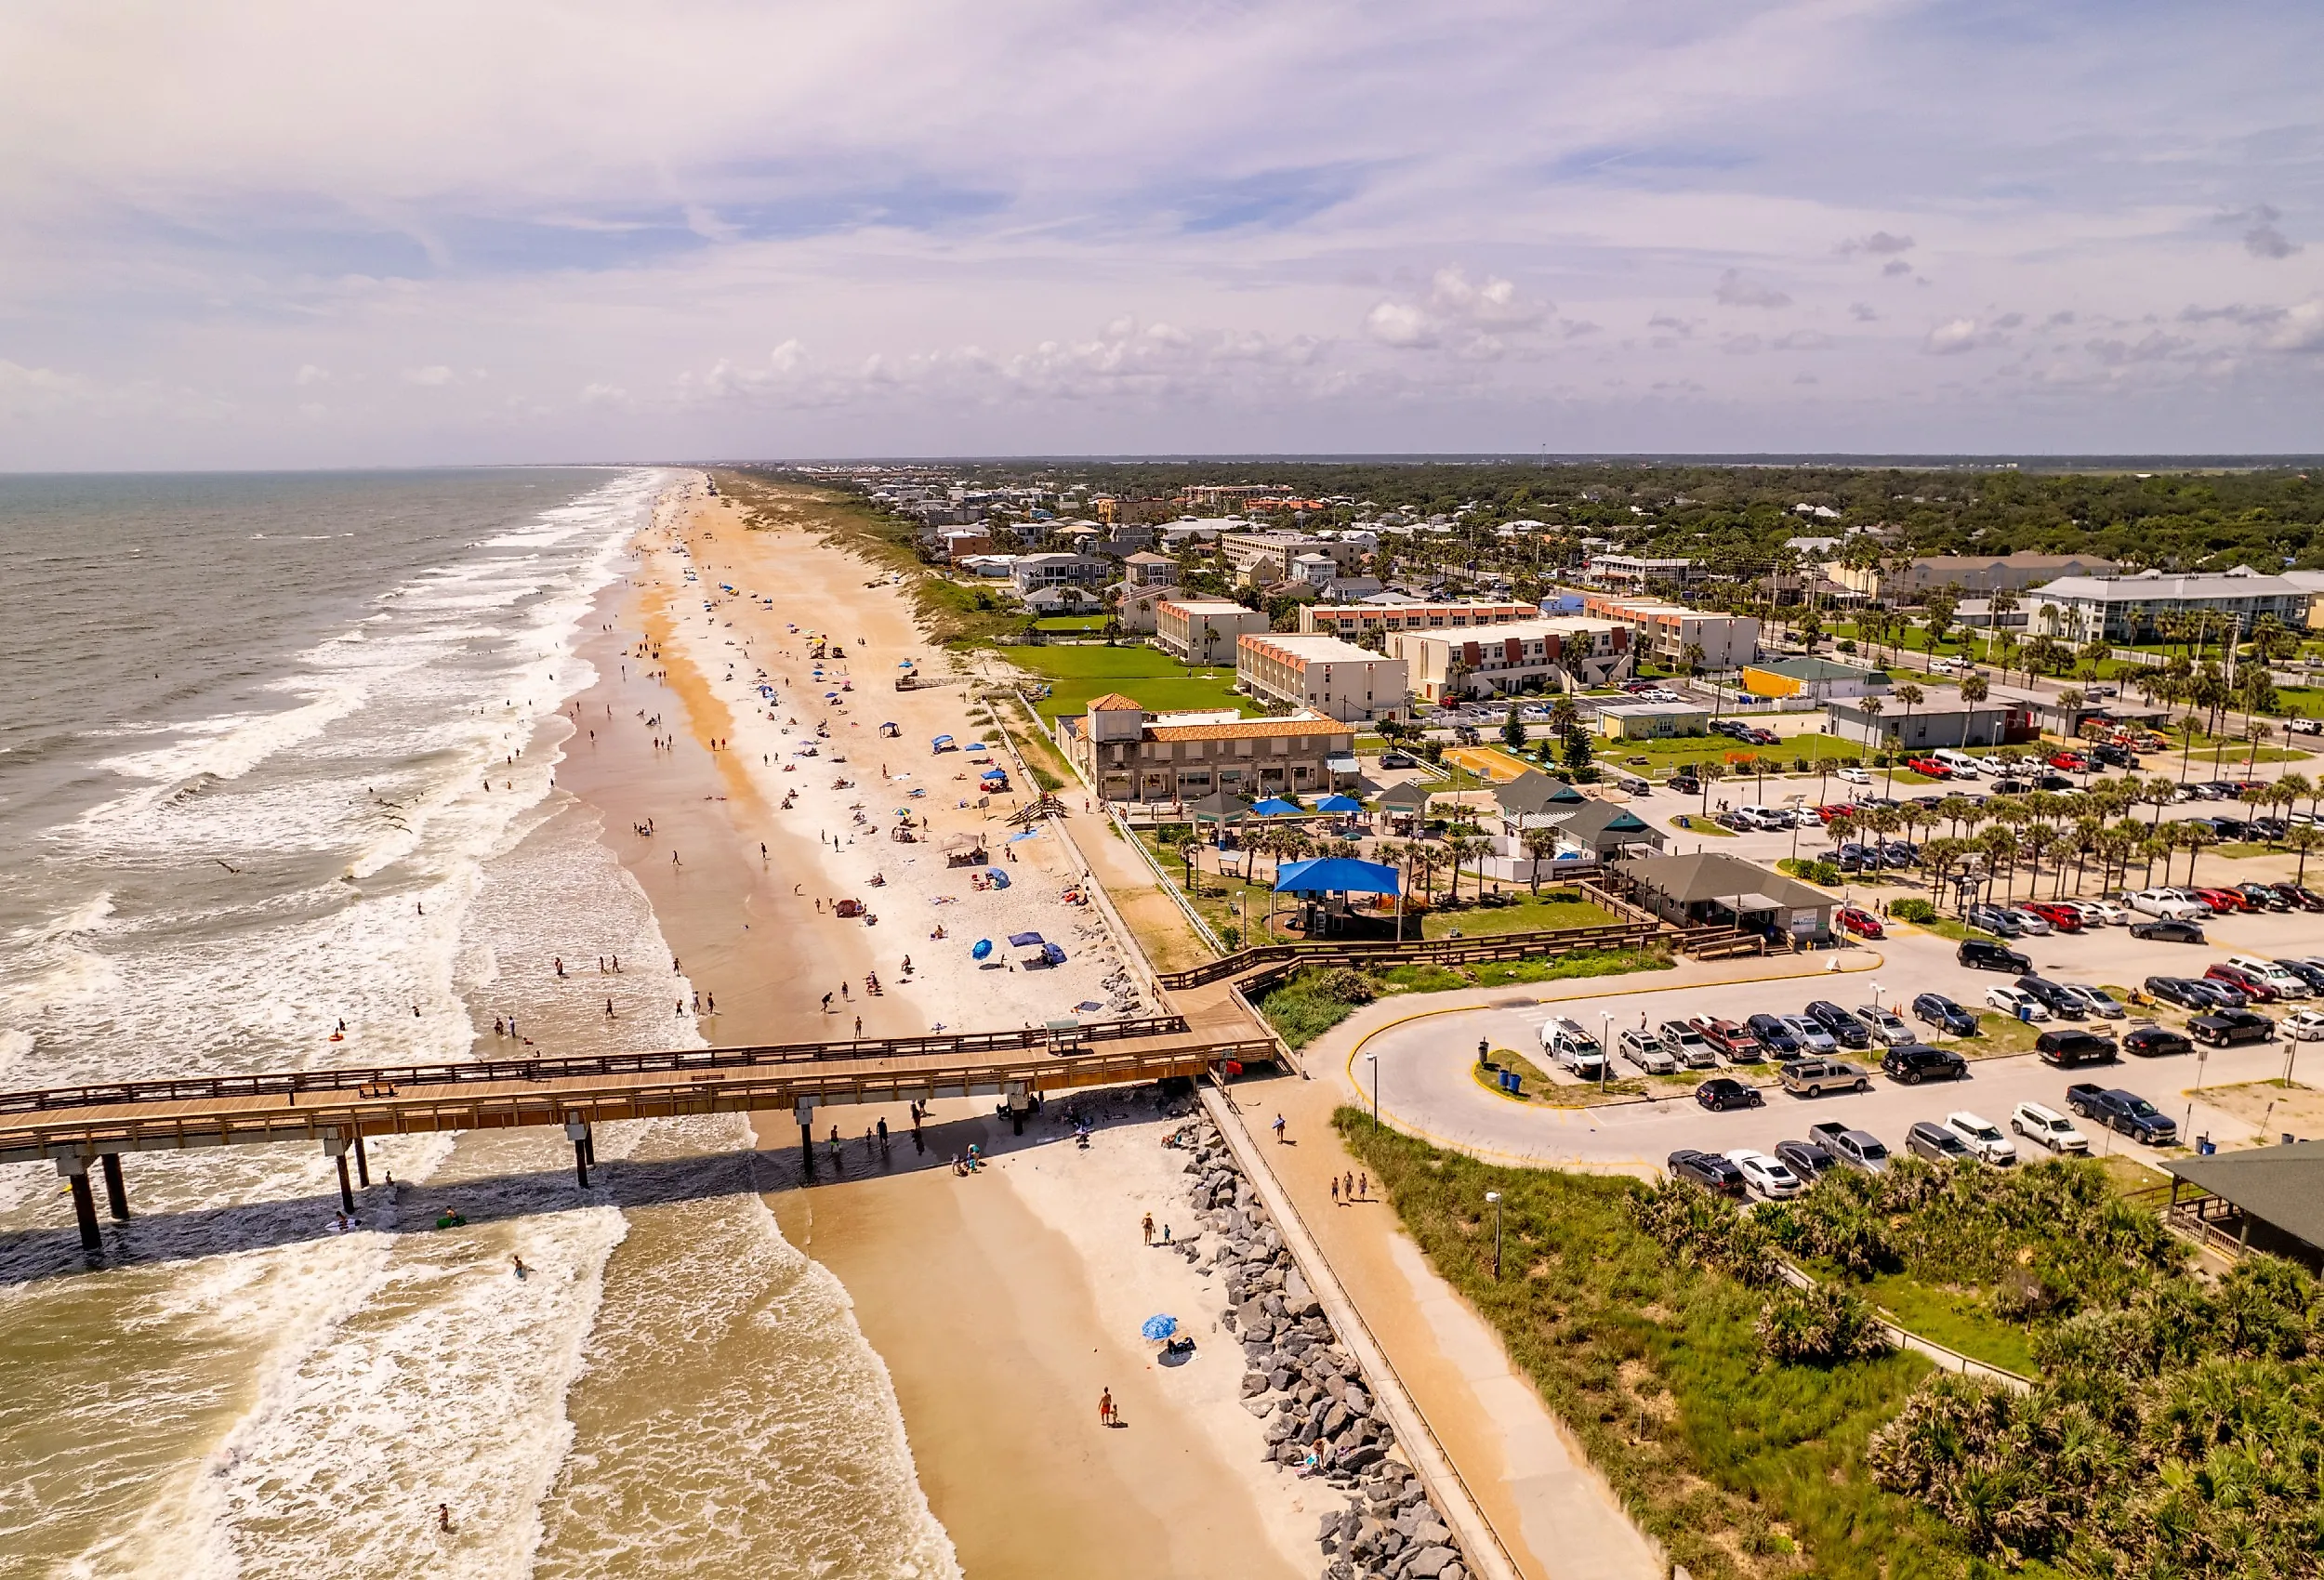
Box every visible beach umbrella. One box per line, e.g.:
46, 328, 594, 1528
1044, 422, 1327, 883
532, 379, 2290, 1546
1076, 1000, 1103, 1013
1314, 794, 1363, 813
1140, 1314, 1179, 1342
1251, 797, 1301, 815
984, 868, 1010, 889
971, 939, 993, 960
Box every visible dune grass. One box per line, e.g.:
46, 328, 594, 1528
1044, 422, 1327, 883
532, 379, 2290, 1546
1335, 1113, 1956, 1580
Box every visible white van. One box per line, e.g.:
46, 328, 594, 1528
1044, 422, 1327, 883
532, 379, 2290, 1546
1932, 749, 1984, 777
1541, 1018, 1610, 1079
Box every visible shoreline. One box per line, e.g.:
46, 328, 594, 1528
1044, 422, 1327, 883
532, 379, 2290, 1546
551, 479, 1316, 1577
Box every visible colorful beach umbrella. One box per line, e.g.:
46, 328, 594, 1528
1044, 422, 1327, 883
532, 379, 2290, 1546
1141, 1314, 1179, 1342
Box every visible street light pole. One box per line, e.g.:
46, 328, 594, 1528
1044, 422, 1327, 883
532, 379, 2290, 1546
1486, 1191, 1503, 1280
1598, 1010, 1614, 1092
1367, 1052, 1380, 1128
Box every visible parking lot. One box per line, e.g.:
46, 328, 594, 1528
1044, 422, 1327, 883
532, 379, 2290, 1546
1348, 918, 2321, 1179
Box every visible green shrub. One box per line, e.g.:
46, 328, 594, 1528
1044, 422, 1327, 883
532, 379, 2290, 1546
1759, 1284, 1895, 1366
1889, 898, 1938, 923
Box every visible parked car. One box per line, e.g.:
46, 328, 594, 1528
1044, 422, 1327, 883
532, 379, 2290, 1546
2125, 889, 2209, 921
2283, 1009, 2324, 1042
1666, 1149, 1745, 1195
2014, 976, 2088, 1020
1984, 984, 2052, 1021
1745, 1014, 1802, 1059
2024, 902, 2085, 932
1618, 1027, 1680, 1075
1911, 992, 1980, 1037
2188, 1008, 2278, 1047
1960, 939, 2033, 973
1944, 1111, 2017, 1165
2005, 907, 2053, 936
1883, 1044, 1969, 1084
1779, 1058, 1870, 1098
1906, 757, 1951, 778
2272, 883, 2324, 913
1966, 903, 2025, 937
2206, 963, 2282, 1003
1804, 1001, 1873, 1049
1690, 1017, 1763, 1063
2011, 1100, 2090, 1154
2276, 958, 2324, 994
1723, 1149, 1804, 1200
1834, 764, 1869, 784
1907, 1121, 1974, 1163
1657, 1020, 1719, 1069
2192, 887, 2253, 914
1804, 1121, 1891, 1174
2123, 1025, 2193, 1058
2144, 975, 2216, 1010
1379, 751, 1416, 770
2072, 900, 2129, 927
1835, 905, 1884, 939
2226, 955, 2312, 997
1855, 1005, 1914, 1047
1774, 1138, 1835, 1178
2059, 983, 2128, 1019
1541, 1017, 1612, 1079
2129, 916, 2206, 943
1696, 1076, 1763, 1112
1777, 1017, 1840, 1057
2035, 1028, 2118, 1068
2236, 881, 2293, 912
2064, 1083, 2180, 1144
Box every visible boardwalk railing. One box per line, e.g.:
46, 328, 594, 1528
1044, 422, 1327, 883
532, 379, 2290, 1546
1155, 922, 1664, 991
0, 1015, 1192, 1117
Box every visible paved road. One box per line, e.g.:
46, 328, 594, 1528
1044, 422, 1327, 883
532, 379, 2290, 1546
1336, 919, 2322, 1177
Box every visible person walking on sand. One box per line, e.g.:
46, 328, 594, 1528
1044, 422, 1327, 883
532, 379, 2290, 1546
439, 1505, 453, 1533
1142, 1212, 1155, 1245
1099, 1388, 1114, 1428
1331, 1177, 1340, 1204
1358, 1171, 1368, 1200
1272, 1113, 1287, 1143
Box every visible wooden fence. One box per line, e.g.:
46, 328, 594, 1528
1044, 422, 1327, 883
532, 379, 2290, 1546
1155, 922, 1666, 992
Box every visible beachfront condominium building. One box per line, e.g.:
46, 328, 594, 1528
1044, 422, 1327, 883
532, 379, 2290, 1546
1009, 552, 1109, 597
2019, 567, 2311, 644
1385, 617, 1632, 704
1297, 599, 1534, 641
1218, 530, 1366, 586
1578, 594, 1758, 672
1056, 693, 1358, 803
1582, 554, 1701, 592
1154, 598, 1270, 663
1829, 551, 2120, 604
1234, 634, 1408, 722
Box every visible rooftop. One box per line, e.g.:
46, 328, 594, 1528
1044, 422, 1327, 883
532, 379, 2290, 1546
1159, 598, 1259, 615
1239, 633, 1384, 663
1624, 850, 1831, 912
2167, 1140, 2324, 1254
1747, 656, 1890, 682
2038, 568, 2303, 601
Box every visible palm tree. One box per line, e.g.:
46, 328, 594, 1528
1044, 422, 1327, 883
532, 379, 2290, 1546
2017, 823, 2057, 902
2174, 821, 2219, 888
2244, 718, 2274, 779
1697, 760, 1727, 812
2139, 774, 2178, 827
1978, 825, 2019, 902
1176, 835, 1204, 895
2287, 825, 2323, 885
1519, 825, 1560, 893
1860, 695, 1887, 771
2273, 771, 2311, 825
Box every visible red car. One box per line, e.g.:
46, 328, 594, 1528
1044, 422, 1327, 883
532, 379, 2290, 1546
2024, 902, 2084, 932
2194, 887, 2253, 914
1817, 803, 1855, 822
1906, 757, 1950, 778
2048, 752, 2089, 771
2206, 963, 2282, 1002
1836, 905, 1885, 939
1690, 1017, 1762, 1062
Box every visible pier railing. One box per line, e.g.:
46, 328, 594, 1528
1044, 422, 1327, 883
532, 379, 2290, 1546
1154, 922, 1664, 991
0, 1014, 1192, 1116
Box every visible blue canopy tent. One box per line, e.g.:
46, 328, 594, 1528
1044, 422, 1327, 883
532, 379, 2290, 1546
1251, 797, 1302, 816
1271, 856, 1406, 941
1313, 794, 1364, 814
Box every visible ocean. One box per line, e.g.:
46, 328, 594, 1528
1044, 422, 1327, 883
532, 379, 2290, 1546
0, 470, 955, 1578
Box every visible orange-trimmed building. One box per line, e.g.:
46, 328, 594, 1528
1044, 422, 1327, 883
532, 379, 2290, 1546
1056, 694, 1359, 803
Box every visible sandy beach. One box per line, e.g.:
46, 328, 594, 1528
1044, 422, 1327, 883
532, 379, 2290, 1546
552, 476, 1315, 1577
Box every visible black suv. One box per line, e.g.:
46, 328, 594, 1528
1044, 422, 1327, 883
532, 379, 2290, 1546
1804, 1001, 1873, 1049
1882, 1044, 1969, 1085
2035, 1028, 2117, 1068
1695, 1077, 1763, 1112
1746, 1014, 1802, 1058
2014, 976, 2088, 1020
1666, 1149, 1744, 1195
1960, 939, 2033, 973
1910, 993, 1979, 1037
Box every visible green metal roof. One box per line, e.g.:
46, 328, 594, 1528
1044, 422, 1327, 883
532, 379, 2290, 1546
2168, 1140, 2324, 1252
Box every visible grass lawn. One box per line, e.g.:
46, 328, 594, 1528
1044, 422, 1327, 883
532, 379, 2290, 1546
997, 643, 1253, 723
1032, 614, 1107, 632
1337, 1114, 1954, 1580
1668, 812, 1736, 836
1256, 948, 1674, 1047
1421, 889, 1621, 937
1860, 1273, 2038, 1376
1601, 731, 1871, 780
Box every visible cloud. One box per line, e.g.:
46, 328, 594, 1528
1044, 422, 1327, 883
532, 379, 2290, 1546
2085, 331, 2191, 366
1645, 312, 1696, 339
2221, 204, 2301, 260
1882, 259, 1912, 277
1838, 230, 1914, 256
1770, 329, 1831, 350
402, 365, 456, 386
1365, 301, 1435, 349
1721, 334, 1763, 355
2179, 302, 2286, 327
294, 363, 330, 386
1850, 302, 1878, 322
1713, 269, 1790, 309
2260, 300, 2324, 354
1993, 312, 2024, 330
2045, 311, 2077, 327
1924, 318, 1983, 355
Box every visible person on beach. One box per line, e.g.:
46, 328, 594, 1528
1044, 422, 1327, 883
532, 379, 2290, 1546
1331, 1178, 1340, 1204
1142, 1212, 1155, 1245
822, 992, 833, 1013
439, 1505, 454, 1533
512, 1254, 528, 1278
1272, 1113, 1287, 1143
1099, 1389, 1115, 1427
604, 999, 614, 1020
1358, 1172, 1368, 1200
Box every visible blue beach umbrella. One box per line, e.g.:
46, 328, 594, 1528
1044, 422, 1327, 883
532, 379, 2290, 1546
971, 938, 993, 960
1314, 794, 1363, 813
1141, 1314, 1179, 1342
1252, 797, 1301, 815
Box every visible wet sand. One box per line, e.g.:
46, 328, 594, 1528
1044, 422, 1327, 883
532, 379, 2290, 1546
552, 481, 1310, 1578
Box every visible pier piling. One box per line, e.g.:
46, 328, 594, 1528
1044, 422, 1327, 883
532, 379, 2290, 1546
100, 1152, 129, 1220
353, 1134, 370, 1188
564, 1118, 591, 1189
59, 1157, 100, 1254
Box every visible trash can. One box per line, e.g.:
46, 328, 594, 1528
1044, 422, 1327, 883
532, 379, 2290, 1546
2197, 1136, 2216, 1155
1501, 1070, 1520, 1094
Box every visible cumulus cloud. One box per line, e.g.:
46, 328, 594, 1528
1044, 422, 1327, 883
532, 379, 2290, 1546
2179, 302, 2286, 326
2085, 331, 2191, 366
1771, 329, 1831, 350
1645, 312, 1697, 339
1365, 300, 1435, 348
1838, 231, 1914, 256
1882, 259, 1912, 277
1924, 318, 1984, 354
2261, 300, 2324, 354
1714, 270, 1790, 309
1362, 267, 1546, 355
402, 365, 456, 386
1850, 302, 1878, 322
294, 363, 330, 386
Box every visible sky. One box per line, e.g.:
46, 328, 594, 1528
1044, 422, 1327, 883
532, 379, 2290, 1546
3, 0, 2322, 467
